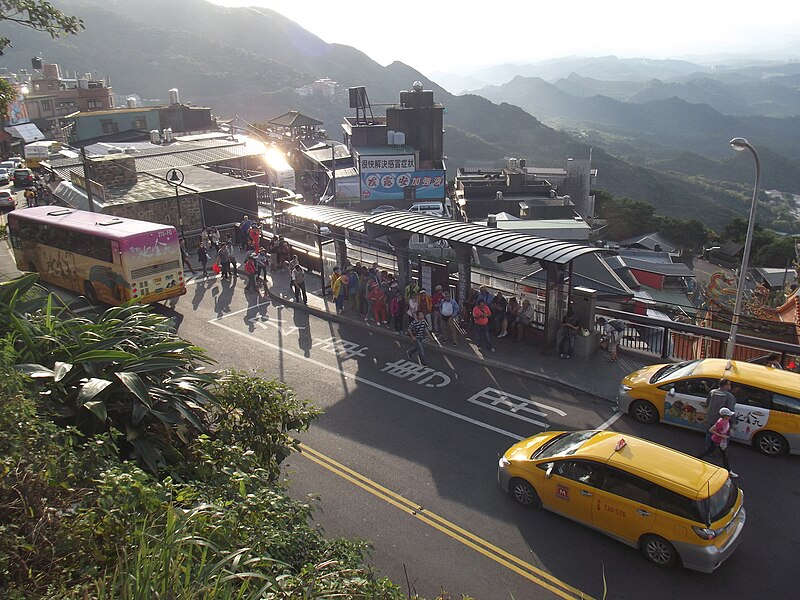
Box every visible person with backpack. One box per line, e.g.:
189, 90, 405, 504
598, 317, 625, 362
179, 238, 195, 274
291, 263, 307, 304
217, 242, 231, 280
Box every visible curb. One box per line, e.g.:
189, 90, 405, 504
264, 284, 613, 403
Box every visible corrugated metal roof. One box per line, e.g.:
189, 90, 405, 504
268, 110, 323, 127
50, 144, 261, 182
621, 256, 696, 277
367, 212, 602, 264
284, 205, 366, 232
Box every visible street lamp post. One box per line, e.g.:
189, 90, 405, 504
166, 168, 186, 238
725, 137, 761, 360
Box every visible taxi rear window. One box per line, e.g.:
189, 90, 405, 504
703, 478, 738, 524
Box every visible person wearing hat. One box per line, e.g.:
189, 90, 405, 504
696, 406, 737, 478
431, 285, 445, 334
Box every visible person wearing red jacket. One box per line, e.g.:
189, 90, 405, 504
368, 281, 388, 325
472, 298, 495, 353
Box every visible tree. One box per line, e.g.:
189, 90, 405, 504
0, 0, 83, 55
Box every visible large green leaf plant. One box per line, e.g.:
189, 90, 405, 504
0, 275, 216, 473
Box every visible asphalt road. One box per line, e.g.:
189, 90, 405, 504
4, 246, 796, 599
161, 277, 796, 600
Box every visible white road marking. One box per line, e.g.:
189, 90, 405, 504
596, 411, 623, 431
209, 317, 525, 441
466, 387, 568, 429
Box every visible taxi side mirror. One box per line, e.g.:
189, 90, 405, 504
545, 464, 554, 479
668, 388, 676, 397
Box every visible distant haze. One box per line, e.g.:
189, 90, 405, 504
210, 0, 800, 73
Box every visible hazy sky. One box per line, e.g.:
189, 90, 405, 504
208, 0, 799, 73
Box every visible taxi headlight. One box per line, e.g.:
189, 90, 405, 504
498, 456, 510, 468
620, 384, 632, 392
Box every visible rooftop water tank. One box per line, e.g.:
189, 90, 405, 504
387, 130, 395, 145
150, 129, 161, 144
168, 88, 180, 105
394, 131, 405, 146
126, 97, 137, 108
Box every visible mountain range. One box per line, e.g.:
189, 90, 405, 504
0, 0, 797, 232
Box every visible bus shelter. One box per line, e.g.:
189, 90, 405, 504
282, 204, 605, 348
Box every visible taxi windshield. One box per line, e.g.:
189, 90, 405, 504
651, 360, 701, 384
532, 431, 601, 460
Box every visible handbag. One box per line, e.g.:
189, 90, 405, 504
212, 262, 221, 274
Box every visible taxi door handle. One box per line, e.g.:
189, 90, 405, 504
580, 490, 592, 497
637, 509, 652, 517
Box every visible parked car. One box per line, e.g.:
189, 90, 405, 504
369, 204, 399, 215
498, 429, 745, 572
0, 190, 16, 211
408, 201, 450, 217
0, 168, 9, 185
12, 168, 33, 186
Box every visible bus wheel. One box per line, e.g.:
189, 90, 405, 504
83, 281, 100, 306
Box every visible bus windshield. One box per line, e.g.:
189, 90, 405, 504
7, 207, 186, 305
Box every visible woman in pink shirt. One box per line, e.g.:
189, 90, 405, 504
696, 407, 737, 478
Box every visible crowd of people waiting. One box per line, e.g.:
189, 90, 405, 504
328, 267, 543, 353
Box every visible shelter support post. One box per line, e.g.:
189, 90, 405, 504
451, 242, 473, 306
387, 233, 413, 286
331, 228, 348, 269
543, 261, 568, 352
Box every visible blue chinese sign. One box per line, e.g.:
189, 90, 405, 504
360, 170, 445, 201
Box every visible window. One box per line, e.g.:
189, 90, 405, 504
554, 460, 603, 487
730, 383, 772, 409
41, 99, 52, 111
133, 117, 147, 129
651, 487, 701, 522
663, 378, 716, 397
101, 119, 119, 134
600, 467, 654, 504
772, 393, 800, 416
88, 99, 103, 109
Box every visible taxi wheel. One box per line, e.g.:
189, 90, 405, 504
753, 430, 788, 457
630, 400, 658, 424
510, 478, 541, 509
640, 534, 678, 569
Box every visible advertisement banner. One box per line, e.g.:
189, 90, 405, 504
360, 170, 445, 201
358, 154, 415, 173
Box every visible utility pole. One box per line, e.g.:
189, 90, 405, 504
80, 147, 95, 213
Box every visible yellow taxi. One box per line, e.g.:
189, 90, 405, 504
498, 430, 745, 572
617, 358, 800, 456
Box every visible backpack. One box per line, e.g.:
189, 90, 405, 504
609, 320, 625, 333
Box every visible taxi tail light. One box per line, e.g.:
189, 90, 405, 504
692, 526, 718, 540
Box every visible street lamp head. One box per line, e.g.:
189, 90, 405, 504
730, 137, 749, 152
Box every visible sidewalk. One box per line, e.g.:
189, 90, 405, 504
264, 268, 663, 402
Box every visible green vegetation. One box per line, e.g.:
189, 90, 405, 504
0, 0, 83, 55
0, 274, 409, 599
595, 190, 710, 251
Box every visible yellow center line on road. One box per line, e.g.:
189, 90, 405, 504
298, 442, 594, 600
